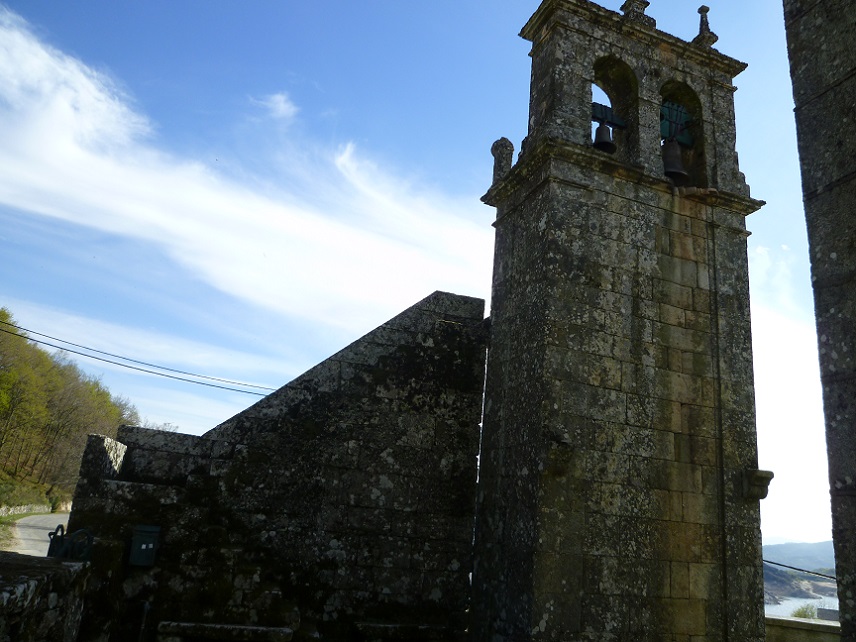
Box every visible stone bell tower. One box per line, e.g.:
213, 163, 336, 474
471, 1, 769, 640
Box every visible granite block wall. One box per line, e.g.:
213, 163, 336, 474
0, 552, 90, 642
783, 0, 856, 637
471, 1, 768, 640
67, 291, 487, 642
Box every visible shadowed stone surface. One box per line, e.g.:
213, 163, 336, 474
783, 0, 856, 637
471, 1, 767, 640
156, 621, 293, 641
0, 551, 90, 642
66, 291, 486, 641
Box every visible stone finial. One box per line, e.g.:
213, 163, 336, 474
692, 5, 719, 48
620, 0, 656, 28
491, 138, 514, 185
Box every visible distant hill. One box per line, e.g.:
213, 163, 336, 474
763, 541, 835, 573
762, 541, 837, 604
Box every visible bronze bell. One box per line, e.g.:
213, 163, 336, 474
662, 138, 688, 181
593, 122, 616, 154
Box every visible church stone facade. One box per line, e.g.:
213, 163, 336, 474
471, 1, 767, 640
52, 2, 771, 641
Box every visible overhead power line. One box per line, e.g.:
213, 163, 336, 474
763, 559, 837, 581
0, 319, 275, 390
0, 321, 276, 396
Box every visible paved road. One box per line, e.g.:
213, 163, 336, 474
9, 513, 69, 556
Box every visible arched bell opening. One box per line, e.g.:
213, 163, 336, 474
659, 81, 707, 187
592, 56, 639, 164
591, 85, 616, 154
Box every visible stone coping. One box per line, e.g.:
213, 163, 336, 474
156, 621, 293, 641
767, 615, 841, 631
355, 622, 454, 641
766, 614, 842, 641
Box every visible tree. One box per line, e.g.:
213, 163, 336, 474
791, 603, 818, 619
0, 307, 141, 499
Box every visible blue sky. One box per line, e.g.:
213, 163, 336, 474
0, 1, 829, 544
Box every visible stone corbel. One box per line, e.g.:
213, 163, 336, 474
743, 469, 774, 500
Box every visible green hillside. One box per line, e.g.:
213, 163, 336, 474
763, 540, 835, 573
0, 307, 138, 507
763, 541, 837, 603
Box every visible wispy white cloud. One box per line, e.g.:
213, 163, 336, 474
251, 91, 299, 121
0, 6, 496, 437
0, 9, 149, 150
0, 9, 492, 336
748, 244, 813, 320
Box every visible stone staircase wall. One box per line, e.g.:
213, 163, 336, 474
68, 291, 487, 641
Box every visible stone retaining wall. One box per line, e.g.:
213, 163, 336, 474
766, 616, 840, 642
0, 551, 90, 642
0, 504, 51, 518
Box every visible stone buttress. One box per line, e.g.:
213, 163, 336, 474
471, 1, 769, 640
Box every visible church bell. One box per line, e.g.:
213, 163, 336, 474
661, 138, 688, 181
593, 122, 617, 154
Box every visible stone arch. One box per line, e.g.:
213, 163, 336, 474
592, 56, 639, 164
659, 79, 707, 187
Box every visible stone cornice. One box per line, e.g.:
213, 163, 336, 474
483, 137, 764, 217
520, 0, 748, 79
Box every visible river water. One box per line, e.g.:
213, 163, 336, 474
765, 596, 839, 618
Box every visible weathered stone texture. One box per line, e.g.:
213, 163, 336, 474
521, 0, 749, 195
0, 552, 90, 642
156, 621, 293, 641
472, 1, 766, 640
784, 0, 856, 637
53, 2, 775, 641
0, 503, 52, 517
206, 290, 486, 638
67, 291, 486, 641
